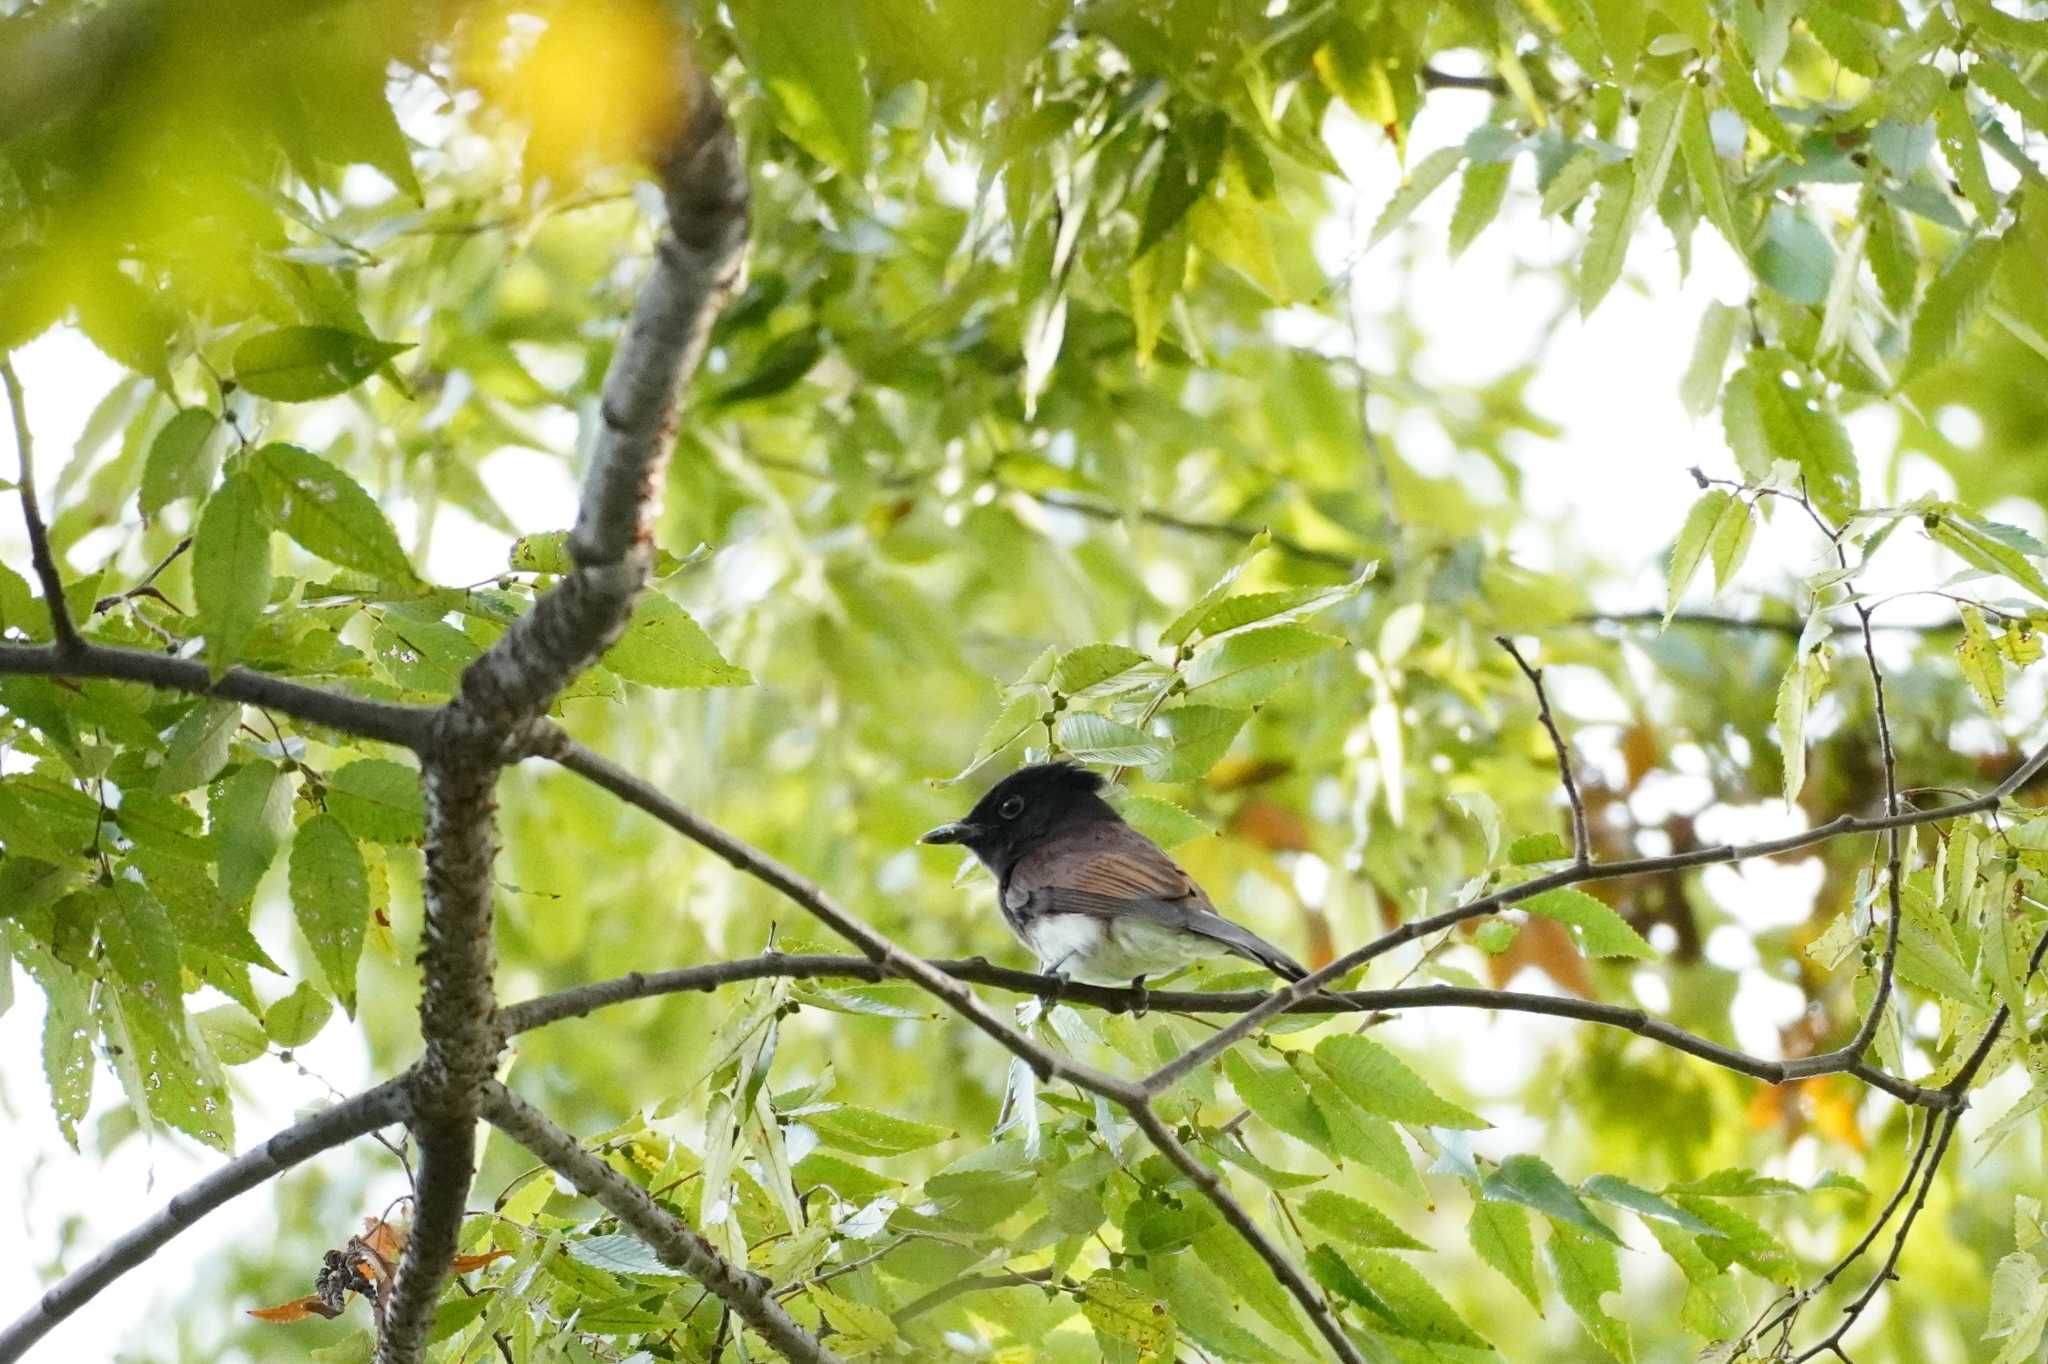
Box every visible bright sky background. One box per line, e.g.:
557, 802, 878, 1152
1, 88, 2036, 1362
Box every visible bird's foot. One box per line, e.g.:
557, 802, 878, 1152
1129, 976, 1150, 1018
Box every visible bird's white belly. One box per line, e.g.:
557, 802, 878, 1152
1019, 913, 1208, 985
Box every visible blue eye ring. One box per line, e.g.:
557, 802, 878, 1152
999, 794, 1025, 819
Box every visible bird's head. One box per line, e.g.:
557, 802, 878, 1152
920, 760, 1112, 875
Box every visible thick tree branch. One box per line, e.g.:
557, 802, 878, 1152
376, 75, 752, 1361
3, 357, 80, 653
497, 954, 1953, 1109
1129, 1104, 1367, 1364
0, 641, 434, 748
1139, 736, 2048, 1096
0, 1078, 410, 1364
480, 1083, 842, 1364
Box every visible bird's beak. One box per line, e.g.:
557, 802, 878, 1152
920, 821, 971, 846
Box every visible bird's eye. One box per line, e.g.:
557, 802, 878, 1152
998, 794, 1025, 819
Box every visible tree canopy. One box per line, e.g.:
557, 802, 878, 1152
5, 1, 2048, 1362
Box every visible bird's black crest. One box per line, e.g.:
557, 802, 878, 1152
968, 760, 1104, 818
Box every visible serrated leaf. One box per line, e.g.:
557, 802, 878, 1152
1507, 831, 1569, 864
1680, 301, 1742, 416
1905, 233, 2003, 380
264, 979, 334, 1048
1194, 570, 1372, 640
796, 1104, 953, 1156
1315, 1034, 1488, 1129
1080, 1272, 1174, 1354
1161, 531, 1270, 647
193, 471, 273, 674
1667, 1194, 1799, 1286
1867, 199, 1920, 316
325, 759, 425, 843
1937, 88, 2001, 224
1583, 1174, 1715, 1233
1055, 711, 1169, 765
1349, 1249, 1490, 1347
730, 0, 868, 174
1300, 1189, 1428, 1251
1052, 643, 1154, 696
252, 444, 417, 584
1482, 1154, 1622, 1242
1522, 887, 1655, 958
937, 686, 1048, 786
1960, 604, 2008, 714
1735, 349, 1859, 520
1143, 705, 1249, 783
1775, 647, 1823, 804
1369, 146, 1464, 246
568, 1233, 687, 1278
1710, 496, 1755, 588
602, 593, 751, 688
233, 326, 409, 401
1550, 1224, 1633, 1361
1540, 148, 1607, 217
1223, 1048, 1332, 1155
139, 408, 221, 519
1666, 490, 1731, 623
98, 881, 234, 1151
1926, 505, 2048, 602
1109, 792, 1213, 849
156, 701, 239, 794
1469, 1199, 1543, 1309
1579, 163, 1637, 315
1191, 152, 1287, 301
195, 1003, 268, 1065
213, 760, 294, 904
1182, 624, 1342, 708
1680, 93, 1745, 257
289, 813, 369, 1016
1450, 157, 1513, 256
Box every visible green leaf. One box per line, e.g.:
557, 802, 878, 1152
1521, 887, 1655, 959
937, 685, 1049, 786
98, 881, 234, 1150
1161, 531, 1270, 647
1307, 1243, 1401, 1327
602, 593, 752, 688
193, 471, 274, 674
1582, 1174, 1716, 1233
1905, 233, 2003, 380
1469, 1198, 1543, 1310
1926, 505, 2048, 602
1867, 199, 1920, 316
1666, 490, 1732, 623
1680, 301, 1742, 416
252, 444, 417, 584
1507, 832, 1569, 864
1735, 349, 1859, 520
1960, 604, 2008, 714
729, 0, 869, 175
1191, 152, 1288, 301
1079, 1272, 1175, 1355
1144, 705, 1250, 783
16, 942, 94, 1146
1368, 146, 1464, 246
1710, 495, 1756, 589
1052, 643, 1155, 696
264, 979, 334, 1048
325, 759, 425, 843
1449, 157, 1513, 257
1667, 1194, 1799, 1285
1973, 57, 2048, 136
1667, 1168, 1805, 1198
1108, 792, 1213, 850
232, 326, 409, 401
568, 1233, 687, 1279
195, 1002, 269, 1065
1192, 1221, 1310, 1347
139, 408, 221, 518
1775, 646, 1825, 804
289, 813, 369, 1016
796, 1104, 953, 1156
1936, 88, 2001, 224
1481, 1154, 1622, 1243
1055, 711, 1169, 766
1300, 1189, 1429, 1251
1540, 149, 1607, 218
1722, 38, 1802, 157
1349, 1249, 1490, 1347
1755, 204, 1835, 306
1680, 93, 1745, 257
1182, 625, 1343, 707
156, 701, 239, 794
1223, 1048, 1332, 1155
213, 760, 294, 904
1194, 570, 1372, 640
1578, 163, 1637, 315
1314, 1034, 1488, 1129
1550, 1224, 1633, 1362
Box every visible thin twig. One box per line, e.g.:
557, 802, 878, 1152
2, 355, 80, 653
93, 535, 193, 614
1496, 635, 1589, 865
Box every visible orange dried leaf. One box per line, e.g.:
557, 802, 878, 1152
360, 1216, 407, 1263
450, 1249, 512, 1273
248, 1295, 342, 1322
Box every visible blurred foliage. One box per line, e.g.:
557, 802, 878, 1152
6, 0, 2048, 1361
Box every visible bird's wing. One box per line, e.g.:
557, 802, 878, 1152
1023, 884, 1307, 982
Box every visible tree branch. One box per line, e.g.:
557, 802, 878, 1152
496, 954, 1953, 1109
2, 356, 80, 654
479, 1082, 843, 1364
1497, 635, 1588, 864
0, 1077, 410, 1364
1129, 1103, 1366, 1364
376, 74, 752, 1361
1138, 735, 2048, 1096
0, 641, 434, 748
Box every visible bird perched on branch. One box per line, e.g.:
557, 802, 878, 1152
921, 761, 1306, 1000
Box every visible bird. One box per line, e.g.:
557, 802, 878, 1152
920, 761, 1307, 1001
